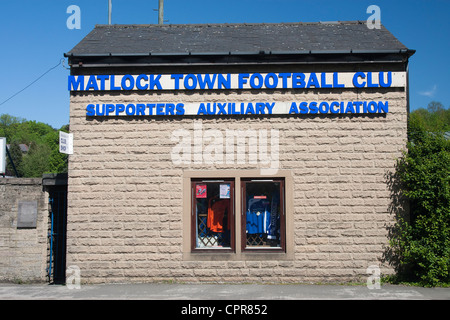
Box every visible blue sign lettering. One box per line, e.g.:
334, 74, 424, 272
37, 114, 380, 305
69, 72, 397, 91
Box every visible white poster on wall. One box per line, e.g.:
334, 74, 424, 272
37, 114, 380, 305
0, 137, 6, 174
59, 131, 73, 155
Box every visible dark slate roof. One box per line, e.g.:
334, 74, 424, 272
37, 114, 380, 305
67, 21, 410, 55
65, 22, 414, 67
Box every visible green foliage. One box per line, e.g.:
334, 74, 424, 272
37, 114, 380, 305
1, 114, 68, 177
389, 102, 450, 286
409, 101, 450, 133
21, 142, 52, 178
6, 140, 23, 176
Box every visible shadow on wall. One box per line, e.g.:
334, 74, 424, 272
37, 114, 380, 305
383, 163, 411, 278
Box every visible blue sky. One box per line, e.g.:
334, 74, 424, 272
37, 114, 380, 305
0, 0, 449, 129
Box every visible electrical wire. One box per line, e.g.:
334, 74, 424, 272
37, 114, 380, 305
0, 58, 65, 107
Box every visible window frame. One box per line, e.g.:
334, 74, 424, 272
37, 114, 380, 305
183, 170, 293, 261
190, 179, 235, 253
240, 178, 286, 253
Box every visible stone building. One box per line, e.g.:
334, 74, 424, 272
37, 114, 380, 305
64, 22, 414, 284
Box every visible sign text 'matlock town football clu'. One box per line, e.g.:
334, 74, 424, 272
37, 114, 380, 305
68, 71, 405, 117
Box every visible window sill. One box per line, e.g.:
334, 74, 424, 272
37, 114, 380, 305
183, 251, 293, 261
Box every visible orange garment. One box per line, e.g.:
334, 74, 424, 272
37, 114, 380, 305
207, 198, 229, 233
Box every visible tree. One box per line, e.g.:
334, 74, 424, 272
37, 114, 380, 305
388, 108, 450, 286
0, 113, 68, 177
409, 101, 450, 133
20, 142, 52, 178
427, 101, 444, 113
45, 129, 68, 174
0, 114, 25, 143
6, 140, 22, 177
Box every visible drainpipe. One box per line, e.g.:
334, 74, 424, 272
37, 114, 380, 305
406, 58, 411, 142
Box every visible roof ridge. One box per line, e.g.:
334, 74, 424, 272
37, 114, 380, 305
94, 21, 368, 28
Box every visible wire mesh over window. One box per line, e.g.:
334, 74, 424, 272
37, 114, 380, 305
196, 214, 230, 247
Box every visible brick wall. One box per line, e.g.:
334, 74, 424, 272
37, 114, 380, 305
67, 70, 408, 284
0, 178, 48, 282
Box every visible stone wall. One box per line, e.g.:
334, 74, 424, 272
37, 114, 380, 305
0, 178, 48, 283
67, 66, 408, 284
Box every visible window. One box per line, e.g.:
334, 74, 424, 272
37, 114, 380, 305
241, 179, 285, 251
191, 180, 235, 251
189, 176, 286, 254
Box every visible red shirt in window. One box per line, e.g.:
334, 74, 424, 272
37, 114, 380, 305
207, 198, 230, 233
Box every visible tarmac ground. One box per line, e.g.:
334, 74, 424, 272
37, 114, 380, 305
0, 282, 449, 300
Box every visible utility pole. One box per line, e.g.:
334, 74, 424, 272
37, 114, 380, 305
158, 0, 164, 25
108, 0, 112, 25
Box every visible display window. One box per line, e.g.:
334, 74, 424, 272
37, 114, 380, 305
191, 180, 235, 251
190, 177, 285, 254
241, 179, 285, 251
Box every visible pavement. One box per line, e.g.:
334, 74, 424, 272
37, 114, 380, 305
0, 282, 449, 300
